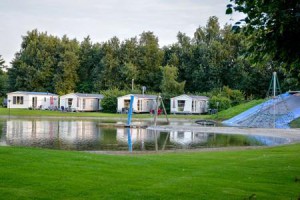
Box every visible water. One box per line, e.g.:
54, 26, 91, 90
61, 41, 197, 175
0, 118, 290, 152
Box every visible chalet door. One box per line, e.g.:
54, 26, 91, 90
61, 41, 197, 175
68, 98, 73, 108
32, 97, 37, 108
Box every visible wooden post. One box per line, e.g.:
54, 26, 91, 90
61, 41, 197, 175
159, 95, 169, 123
153, 95, 160, 126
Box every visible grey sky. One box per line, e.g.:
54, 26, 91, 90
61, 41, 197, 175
0, 0, 242, 64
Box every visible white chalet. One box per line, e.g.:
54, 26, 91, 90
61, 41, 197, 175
59, 93, 103, 112
117, 94, 157, 113
170, 94, 209, 114
7, 91, 59, 109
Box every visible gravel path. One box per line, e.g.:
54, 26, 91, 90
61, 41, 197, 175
147, 125, 300, 141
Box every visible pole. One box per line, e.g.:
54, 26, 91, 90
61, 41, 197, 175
273, 72, 276, 97
153, 95, 160, 126
127, 95, 134, 126
160, 95, 169, 123
126, 128, 132, 152
131, 79, 134, 91
273, 72, 276, 128
8, 99, 11, 119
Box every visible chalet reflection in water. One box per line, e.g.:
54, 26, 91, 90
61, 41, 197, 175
5, 120, 99, 149
1, 119, 283, 151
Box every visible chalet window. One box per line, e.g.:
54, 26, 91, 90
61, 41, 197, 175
44, 97, 46, 102
13, 96, 24, 105
83, 99, 86, 109
177, 131, 185, 139
124, 100, 130, 108
172, 99, 175, 108
178, 100, 185, 111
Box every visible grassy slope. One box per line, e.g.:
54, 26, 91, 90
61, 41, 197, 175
290, 118, 300, 128
0, 145, 300, 199
210, 99, 265, 120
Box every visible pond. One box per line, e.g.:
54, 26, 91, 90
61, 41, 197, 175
0, 118, 290, 152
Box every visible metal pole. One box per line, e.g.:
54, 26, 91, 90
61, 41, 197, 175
127, 95, 134, 126
131, 79, 134, 91
126, 128, 132, 152
273, 72, 276, 128
273, 72, 276, 97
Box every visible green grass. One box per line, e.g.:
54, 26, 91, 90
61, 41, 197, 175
211, 99, 265, 120
0, 145, 300, 199
0, 100, 264, 121
291, 117, 300, 128
0, 108, 206, 120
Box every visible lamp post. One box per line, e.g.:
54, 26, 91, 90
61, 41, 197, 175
216, 102, 219, 117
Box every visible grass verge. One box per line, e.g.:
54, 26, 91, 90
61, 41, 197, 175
0, 100, 264, 121
0, 145, 300, 199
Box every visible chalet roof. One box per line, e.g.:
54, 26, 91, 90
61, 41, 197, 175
188, 95, 209, 100
171, 94, 209, 100
62, 93, 104, 99
119, 94, 157, 99
7, 91, 58, 96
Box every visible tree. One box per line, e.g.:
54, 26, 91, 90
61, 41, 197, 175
160, 65, 185, 95
0, 55, 8, 97
227, 0, 300, 89
0, 55, 5, 68
8, 30, 61, 92
136, 31, 164, 91
53, 36, 80, 95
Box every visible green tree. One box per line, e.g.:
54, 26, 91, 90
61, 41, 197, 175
160, 65, 185, 95
77, 36, 102, 93
54, 36, 80, 95
98, 37, 122, 90
100, 88, 128, 113
136, 32, 164, 91
8, 30, 60, 92
0, 55, 8, 97
227, 0, 300, 89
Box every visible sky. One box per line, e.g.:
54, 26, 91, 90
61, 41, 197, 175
0, 0, 242, 65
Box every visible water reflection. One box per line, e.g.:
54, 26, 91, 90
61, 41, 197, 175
0, 118, 290, 152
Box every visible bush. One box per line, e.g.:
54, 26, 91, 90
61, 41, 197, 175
222, 86, 245, 106
209, 95, 231, 111
100, 89, 128, 113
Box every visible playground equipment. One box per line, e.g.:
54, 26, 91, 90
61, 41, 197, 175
223, 72, 300, 128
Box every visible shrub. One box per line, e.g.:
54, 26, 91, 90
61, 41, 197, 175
100, 89, 128, 113
209, 95, 231, 111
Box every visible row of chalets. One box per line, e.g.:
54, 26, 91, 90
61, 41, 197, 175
5, 91, 209, 114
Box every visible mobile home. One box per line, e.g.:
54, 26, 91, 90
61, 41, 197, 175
170, 94, 209, 114
117, 94, 157, 113
7, 91, 59, 109
59, 93, 103, 112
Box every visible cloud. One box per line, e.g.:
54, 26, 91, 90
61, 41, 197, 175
0, 0, 241, 64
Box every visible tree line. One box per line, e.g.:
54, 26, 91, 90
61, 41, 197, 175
0, 16, 298, 105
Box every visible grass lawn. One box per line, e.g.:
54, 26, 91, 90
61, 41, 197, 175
0, 145, 300, 199
0, 99, 264, 121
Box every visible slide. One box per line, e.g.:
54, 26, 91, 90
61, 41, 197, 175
222, 92, 300, 128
